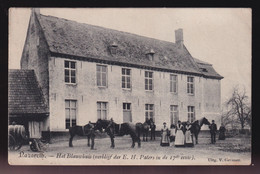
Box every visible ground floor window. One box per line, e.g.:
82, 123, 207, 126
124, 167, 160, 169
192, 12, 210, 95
65, 100, 77, 129
145, 104, 154, 122
123, 103, 132, 122
170, 105, 178, 125
97, 102, 108, 120
188, 106, 195, 122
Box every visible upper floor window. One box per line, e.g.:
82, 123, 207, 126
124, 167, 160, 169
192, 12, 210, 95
145, 104, 154, 122
187, 106, 195, 122
96, 65, 107, 87
65, 61, 76, 84
170, 74, 178, 93
145, 71, 153, 91
97, 102, 108, 120
65, 100, 77, 129
122, 68, 131, 89
187, 76, 194, 94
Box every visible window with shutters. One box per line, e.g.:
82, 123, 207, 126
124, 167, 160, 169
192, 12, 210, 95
187, 106, 195, 122
145, 104, 154, 122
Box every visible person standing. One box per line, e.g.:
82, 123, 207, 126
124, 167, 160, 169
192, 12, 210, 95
160, 122, 170, 146
209, 120, 217, 144
175, 120, 185, 147
169, 124, 176, 146
219, 124, 226, 140
185, 121, 194, 147
150, 121, 156, 140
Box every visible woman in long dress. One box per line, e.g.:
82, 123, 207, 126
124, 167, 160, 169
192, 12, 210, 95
169, 124, 176, 146
160, 122, 170, 146
175, 120, 185, 147
185, 121, 194, 147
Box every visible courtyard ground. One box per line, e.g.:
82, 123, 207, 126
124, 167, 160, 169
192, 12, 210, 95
8, 132, 251, 165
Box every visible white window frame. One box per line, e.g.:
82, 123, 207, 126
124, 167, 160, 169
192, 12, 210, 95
97, 102, 108, 120
122, 68, 131, 89
145, 104, 154, 122
145, 71, 153, 91
65, 100, 77, 129
170, 105, 178, 125
187, 76, 195, 95
170, 74, 178, 93
96, 65, 107, 87
64, 60, 76, 84
187, 106, 195, 122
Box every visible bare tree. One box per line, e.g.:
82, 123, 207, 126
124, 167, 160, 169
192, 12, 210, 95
225, 86, 251, 130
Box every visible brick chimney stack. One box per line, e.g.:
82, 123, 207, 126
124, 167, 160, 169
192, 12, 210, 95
175, 28, 184, 49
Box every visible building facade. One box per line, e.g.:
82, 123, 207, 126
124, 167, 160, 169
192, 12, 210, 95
20, 9, 223, 135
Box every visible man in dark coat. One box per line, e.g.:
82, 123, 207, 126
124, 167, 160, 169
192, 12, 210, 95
209, 120, 217, 144
150, 120, 156, 140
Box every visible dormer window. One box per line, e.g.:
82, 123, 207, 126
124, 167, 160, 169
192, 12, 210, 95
200, 68, 208, 72
109, 42, 118, 55
145, 49, 155, 61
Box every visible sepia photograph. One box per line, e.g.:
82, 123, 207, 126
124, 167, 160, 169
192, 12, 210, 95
8, 8, 251, 165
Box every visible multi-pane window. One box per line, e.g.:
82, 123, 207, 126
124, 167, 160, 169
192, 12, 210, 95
97, 102, 108, 120
122, 68, 131, 89
65, 100, 77, 129
187, 76, 194, 94
170, 105, 178, 125
145, 104, 154, 122
65, 61, 76, 84
145, 71, 153, 90
188, 106, 195, 122
96, 65, 107, 87
170, 74, 178, 93
123, 103, 131, 111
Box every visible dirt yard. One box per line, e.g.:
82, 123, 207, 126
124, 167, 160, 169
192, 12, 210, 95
8, 132, 251, 165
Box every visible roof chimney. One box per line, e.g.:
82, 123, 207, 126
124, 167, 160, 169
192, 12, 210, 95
175, 28, 184, 49
32, 8, 40, 15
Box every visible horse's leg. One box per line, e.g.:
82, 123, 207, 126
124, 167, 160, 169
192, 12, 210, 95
143, 132, 145, 141
87, 135, 90, 147
146, 130, 148, 141
69, 130, 74, 147
195, 133, 198, 144
110, 136, 115, 148
138, 138, 141, 148
131, 138, 135, 148
90, 135, 95, 150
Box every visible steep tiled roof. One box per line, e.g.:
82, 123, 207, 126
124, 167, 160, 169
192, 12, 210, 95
8, 70, 48, 115
193, 58, 223, 79
36, 13, 222, 79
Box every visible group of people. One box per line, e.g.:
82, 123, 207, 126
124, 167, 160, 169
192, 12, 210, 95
160, 120, 194, 147
160, 120, 226, 147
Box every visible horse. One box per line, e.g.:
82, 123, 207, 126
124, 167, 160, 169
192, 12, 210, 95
182, 117, 210, 144
95, 119, 141, 148
8, 124, 28, 150
136, 119, 154, 142
68, 122, 96, 149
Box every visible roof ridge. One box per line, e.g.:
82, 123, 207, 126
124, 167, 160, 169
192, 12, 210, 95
39, 14, 177, 46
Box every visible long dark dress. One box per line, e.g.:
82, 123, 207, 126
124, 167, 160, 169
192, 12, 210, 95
219, 126, 226, 140
185, 124, 194, 147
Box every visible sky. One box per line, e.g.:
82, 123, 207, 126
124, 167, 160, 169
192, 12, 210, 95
8, 8, 251, 104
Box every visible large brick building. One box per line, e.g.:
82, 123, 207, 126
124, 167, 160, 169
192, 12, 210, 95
19, 9, 223, 136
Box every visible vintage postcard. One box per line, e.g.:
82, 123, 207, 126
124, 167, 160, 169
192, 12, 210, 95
8, 8, 251, 165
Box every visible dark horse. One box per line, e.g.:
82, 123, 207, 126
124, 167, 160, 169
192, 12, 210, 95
95, 119, 141, 148
182, 117, 210, 144
136, 119, 154, 142
69, 122, 96, 149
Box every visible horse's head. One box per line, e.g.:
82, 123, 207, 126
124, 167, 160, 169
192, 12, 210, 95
202, 117, 211, 125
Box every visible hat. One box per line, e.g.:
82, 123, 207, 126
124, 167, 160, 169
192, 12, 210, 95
212, 120, 215, 122
163, 122, 166, 124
